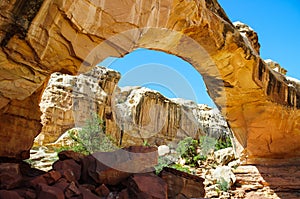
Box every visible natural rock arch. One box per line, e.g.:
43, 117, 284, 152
0, 0, 299, 163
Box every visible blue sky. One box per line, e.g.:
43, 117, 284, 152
219, 0, 300, 80
100, 1, 300, 107
100, 49, 212, 105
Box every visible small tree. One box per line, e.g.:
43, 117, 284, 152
176, 137, 206, 167
59, 114, 118, 155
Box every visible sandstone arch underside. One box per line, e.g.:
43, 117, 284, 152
0, 0, 299, 162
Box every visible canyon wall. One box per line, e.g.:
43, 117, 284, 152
38, 67, 120, 144
0, 0, 299, 163
37, 67, 231, 148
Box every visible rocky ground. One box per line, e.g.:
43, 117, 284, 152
23, 143, 239, 198
161, 145, 300, 199
0, 146, 205, 199
2, 143, 300, 199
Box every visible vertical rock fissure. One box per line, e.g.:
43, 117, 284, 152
255, 59, 300, 109
267, 71, 274, 95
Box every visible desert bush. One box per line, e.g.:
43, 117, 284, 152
176, 135, 233, 167
57, 114, 117, 155
176, 137, 206, 167
217, 177, 229, 191
154, 156, 191, 174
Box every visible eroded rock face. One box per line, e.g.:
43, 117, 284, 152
159, 167, 205, 198
38, 68, 231, 148
265, 59, 287, 75
232, 165, 300, 199
38, 67, 120, 144
113, 86, 231, 146
0, 0, 299, 162
0, 89, 43, 159
233, 21, 260, 54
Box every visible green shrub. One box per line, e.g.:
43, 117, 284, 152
57, 114, 117, 155
154, 156, 173, 174
199, 136, 216, 156
143, 140, 150, 146
215, 136, 232, 151
176, 137, 205, 167
217, 177, 229, 191
176, 135, 233, 167
169, 164, 191, 173
154, 157, 191, 174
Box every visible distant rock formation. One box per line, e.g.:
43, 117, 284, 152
38, 67, 120, 144
37, 67, 231, 147
112, 86, 231, 146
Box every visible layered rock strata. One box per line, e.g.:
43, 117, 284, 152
38, 67, 231, 148
265, 59, 287, 75
112, 86, 231, 146
38, 67, 120, 144
233, 21, 260, 54
0, 0, 299, 163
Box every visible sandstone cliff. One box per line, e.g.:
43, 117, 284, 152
111, 86, 231, 146
38, 67, 120, 144
233, 21, 260, 55
265, 59, 287, 75
38, 67, 231, 148
0, 0, 299, 163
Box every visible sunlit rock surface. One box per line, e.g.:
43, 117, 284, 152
265, 59, 287, 75
233, 21, 260, 55
38, 67, 120, 144
38, 67, 231, 148
0, 0, 299, 163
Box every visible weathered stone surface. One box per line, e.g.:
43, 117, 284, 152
27, 146, 58, 172
80, 155, 98, 185
79, 146, 158, 185
93, 146, 158, 184
233, 21, 260, 54
158, 145, 170, 157
95, 184, 110, 197
112, 87, 231, 146
37, 67, 120, 144
78, 185, 100, 199
15, 188, 37, 199
232, 164, 300, 199
57, 150, 85, 163
29, 175, 48, 188
95, 163, 131, 186
127, 173, 168, 199
118, 189, 130, 199
214, 147, 236, 166
64, 181, 81, 199
0, 163, 22, 189
37, 183, 65, 199
29, 170, 61, 187
53, 178, 69, 193
265, 59, 287, 75
39, 72, 231, 148
0, 190, 23, 199
160, 167, 205, 198
212, 166, 236, 190
0, 0, 299, 165
53, 159, 81, 182
0, 89, 43, 160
